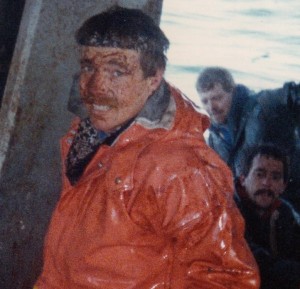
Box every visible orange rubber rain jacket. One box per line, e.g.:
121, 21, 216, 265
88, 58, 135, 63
36, 84, 259, 289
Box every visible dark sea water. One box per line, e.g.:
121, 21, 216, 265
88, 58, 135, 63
161, 0, 300, 106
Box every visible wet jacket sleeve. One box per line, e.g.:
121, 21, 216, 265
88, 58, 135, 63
131, 144, 260, 289
59, 118, 81, 192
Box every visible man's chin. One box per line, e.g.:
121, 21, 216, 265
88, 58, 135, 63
90, 118, 122, 134
254, 196, 274, 210
90, 118, 109, 132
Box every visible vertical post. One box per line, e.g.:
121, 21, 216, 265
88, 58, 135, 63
0, 1, 163, 288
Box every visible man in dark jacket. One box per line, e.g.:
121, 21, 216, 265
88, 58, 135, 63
196, 67, 300, 206
236, 144, 300, 289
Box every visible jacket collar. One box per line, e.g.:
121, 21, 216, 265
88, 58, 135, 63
138, 79, 170, 122
135, 79, 175, 130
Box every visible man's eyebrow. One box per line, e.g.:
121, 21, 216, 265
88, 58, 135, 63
271, 171, 283, 176
253, 168, 265, 173
107, 59, 128, 68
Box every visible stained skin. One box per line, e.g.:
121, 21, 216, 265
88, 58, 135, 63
80, 47, 161, 133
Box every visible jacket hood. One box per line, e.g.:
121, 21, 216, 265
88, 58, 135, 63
135, 80, 210, 144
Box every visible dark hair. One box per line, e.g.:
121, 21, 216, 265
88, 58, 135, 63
76, 6, 169, 77
242, 144, 289, 183
196, 66, 235, 93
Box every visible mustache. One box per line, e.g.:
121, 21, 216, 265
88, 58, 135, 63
211, 108, 223, 115
254, 189, 275, 198
82, 95, 117, 107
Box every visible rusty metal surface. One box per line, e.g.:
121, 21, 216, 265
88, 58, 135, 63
0, 0, 163, 288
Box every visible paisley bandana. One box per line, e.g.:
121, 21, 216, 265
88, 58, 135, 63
65, 118, 103, 185
65, 117, 134, 185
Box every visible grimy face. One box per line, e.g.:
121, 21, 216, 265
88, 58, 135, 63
199, 83, 232, 124
80, 46, 162, 133
241, 154, 286, 210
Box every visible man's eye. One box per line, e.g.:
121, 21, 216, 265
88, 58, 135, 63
201, 99, 208, 105
255, 172, 264, 178
272, 174, 283, 181
112, 70, 125, 77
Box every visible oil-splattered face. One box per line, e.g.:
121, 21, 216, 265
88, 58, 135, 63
80, 46, 162, 132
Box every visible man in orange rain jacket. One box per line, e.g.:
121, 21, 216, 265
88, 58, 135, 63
35, 6, 259, 289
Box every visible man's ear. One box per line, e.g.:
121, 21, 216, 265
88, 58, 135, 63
147, 69, 164, 92
280, 181, 288, 195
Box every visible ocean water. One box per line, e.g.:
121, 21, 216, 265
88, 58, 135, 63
160, 0, 300, 106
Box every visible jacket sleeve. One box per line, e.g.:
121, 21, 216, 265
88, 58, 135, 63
256, 82, 300, 126
59, 118, 81, 192
133, 145, 260, 289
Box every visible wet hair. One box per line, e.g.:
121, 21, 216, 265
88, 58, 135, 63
196, 66, 235, 93
76, 6, 169, 77
241, 144, 289, 183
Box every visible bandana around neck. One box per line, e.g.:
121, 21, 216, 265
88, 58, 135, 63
65, 117, 134, 185
65, 118, 103, 185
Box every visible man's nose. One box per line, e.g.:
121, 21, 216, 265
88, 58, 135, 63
262, 176, 272, 188
206, 100, 215, 114
88, 71, 108, 95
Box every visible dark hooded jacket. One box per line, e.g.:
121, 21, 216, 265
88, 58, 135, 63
236, 182, 300, 289
208, 84, 261, 176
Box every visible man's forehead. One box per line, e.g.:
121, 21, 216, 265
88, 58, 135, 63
81, 46, 140, 60
199, 83, 231, 100
251, 154, 284, 172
